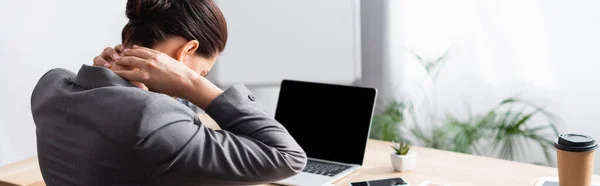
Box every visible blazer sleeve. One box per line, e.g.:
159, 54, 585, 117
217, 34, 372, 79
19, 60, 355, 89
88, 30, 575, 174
133, 84, 307, 185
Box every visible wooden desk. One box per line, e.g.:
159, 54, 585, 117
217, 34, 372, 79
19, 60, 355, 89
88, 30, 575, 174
0, 157, 43, 186
1, 114, 598, 186
318, 139, 599, 186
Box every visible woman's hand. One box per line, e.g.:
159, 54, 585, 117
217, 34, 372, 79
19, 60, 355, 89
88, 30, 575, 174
93, 44, 124, 68
113, 45, 223, 109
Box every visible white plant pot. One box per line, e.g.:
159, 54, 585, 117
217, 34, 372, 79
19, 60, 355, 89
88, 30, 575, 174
390, 152, 417, 172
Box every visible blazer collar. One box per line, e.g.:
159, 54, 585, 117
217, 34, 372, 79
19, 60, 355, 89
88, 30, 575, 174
74, 65, 135, 89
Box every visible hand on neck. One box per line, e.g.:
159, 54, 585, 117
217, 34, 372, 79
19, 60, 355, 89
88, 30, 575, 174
109, 63, 149, 91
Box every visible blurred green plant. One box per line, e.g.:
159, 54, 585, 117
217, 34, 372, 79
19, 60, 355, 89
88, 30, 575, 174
369, 48, 560, 166
370, 101, 406, 141
407, 49, 449, 82
407, 96, 559, 165
489, 97, 560, 165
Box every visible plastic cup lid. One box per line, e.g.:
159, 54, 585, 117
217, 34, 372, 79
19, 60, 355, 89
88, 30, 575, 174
554, 134, 598, 152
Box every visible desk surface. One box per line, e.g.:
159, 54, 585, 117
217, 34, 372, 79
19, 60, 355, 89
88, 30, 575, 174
310, 139, 585, 186
1, 114, 598, 186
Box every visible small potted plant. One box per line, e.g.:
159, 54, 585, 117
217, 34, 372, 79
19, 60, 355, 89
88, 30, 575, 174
390, 141, 416, 172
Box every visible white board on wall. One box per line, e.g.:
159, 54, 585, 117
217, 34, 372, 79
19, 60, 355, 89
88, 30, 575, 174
211, 0, 362, 86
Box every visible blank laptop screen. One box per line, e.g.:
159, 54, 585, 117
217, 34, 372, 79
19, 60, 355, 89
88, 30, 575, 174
274, 80, 377, 165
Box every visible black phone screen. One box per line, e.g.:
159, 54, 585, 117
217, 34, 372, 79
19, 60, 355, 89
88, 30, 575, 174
350, 178, 408, 186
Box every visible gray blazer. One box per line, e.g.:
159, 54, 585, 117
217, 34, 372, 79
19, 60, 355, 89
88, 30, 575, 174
30, 65, 307, 186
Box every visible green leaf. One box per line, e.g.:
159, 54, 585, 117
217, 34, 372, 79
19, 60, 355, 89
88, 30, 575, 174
391, 141, 412, 155
500, 97, 519, 105
510, 109, 539, 132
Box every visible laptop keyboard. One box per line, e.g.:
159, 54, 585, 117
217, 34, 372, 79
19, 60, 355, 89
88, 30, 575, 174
302, 159, 352, 177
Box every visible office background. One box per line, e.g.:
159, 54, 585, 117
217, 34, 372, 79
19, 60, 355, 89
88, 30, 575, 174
1, 0, 600, 173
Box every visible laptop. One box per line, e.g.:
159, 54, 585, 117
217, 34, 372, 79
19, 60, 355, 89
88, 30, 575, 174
274, 79, 377, 186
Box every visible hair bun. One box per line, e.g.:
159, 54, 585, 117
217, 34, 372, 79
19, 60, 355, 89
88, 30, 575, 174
126, 0, 175, 24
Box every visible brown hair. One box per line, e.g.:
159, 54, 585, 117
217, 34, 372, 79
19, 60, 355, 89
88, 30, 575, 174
122, 0, 227, 58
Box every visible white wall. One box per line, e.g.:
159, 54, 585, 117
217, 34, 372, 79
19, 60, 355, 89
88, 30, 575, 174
0, 1, 126, 166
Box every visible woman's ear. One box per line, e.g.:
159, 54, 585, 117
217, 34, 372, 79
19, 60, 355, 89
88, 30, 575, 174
175, 40, 200, 61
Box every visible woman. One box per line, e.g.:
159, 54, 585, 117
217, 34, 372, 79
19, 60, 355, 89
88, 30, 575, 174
30, 0, 307, 185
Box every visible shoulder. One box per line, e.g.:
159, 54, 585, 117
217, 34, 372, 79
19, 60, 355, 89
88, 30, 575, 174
42, 68, 74, 78
31, 68, 76, 98
34, 68, 75, 89
31, 68, 75, 109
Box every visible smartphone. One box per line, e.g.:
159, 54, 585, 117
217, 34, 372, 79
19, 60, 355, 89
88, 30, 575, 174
349, 177, 409, 186
535, 177, 600, 186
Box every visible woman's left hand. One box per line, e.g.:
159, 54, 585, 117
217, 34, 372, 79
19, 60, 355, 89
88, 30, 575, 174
93, 44, 124, 68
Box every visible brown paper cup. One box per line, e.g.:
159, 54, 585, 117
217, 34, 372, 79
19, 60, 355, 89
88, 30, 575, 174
557, 149, 595, 186
555, 134, 598, 186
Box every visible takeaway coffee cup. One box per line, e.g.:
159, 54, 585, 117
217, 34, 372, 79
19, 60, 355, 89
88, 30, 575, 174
555, 134, 598, 186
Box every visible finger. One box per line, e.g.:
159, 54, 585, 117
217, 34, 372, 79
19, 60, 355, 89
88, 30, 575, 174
123, 48, 156, 59
113, 70, 148, 82
101, 47, 120, 61
132, 45, 159, 55
115, 56, 147, 68
133, 45, 159, 54
114, 44, 124, 53
93, 56, 111, 67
